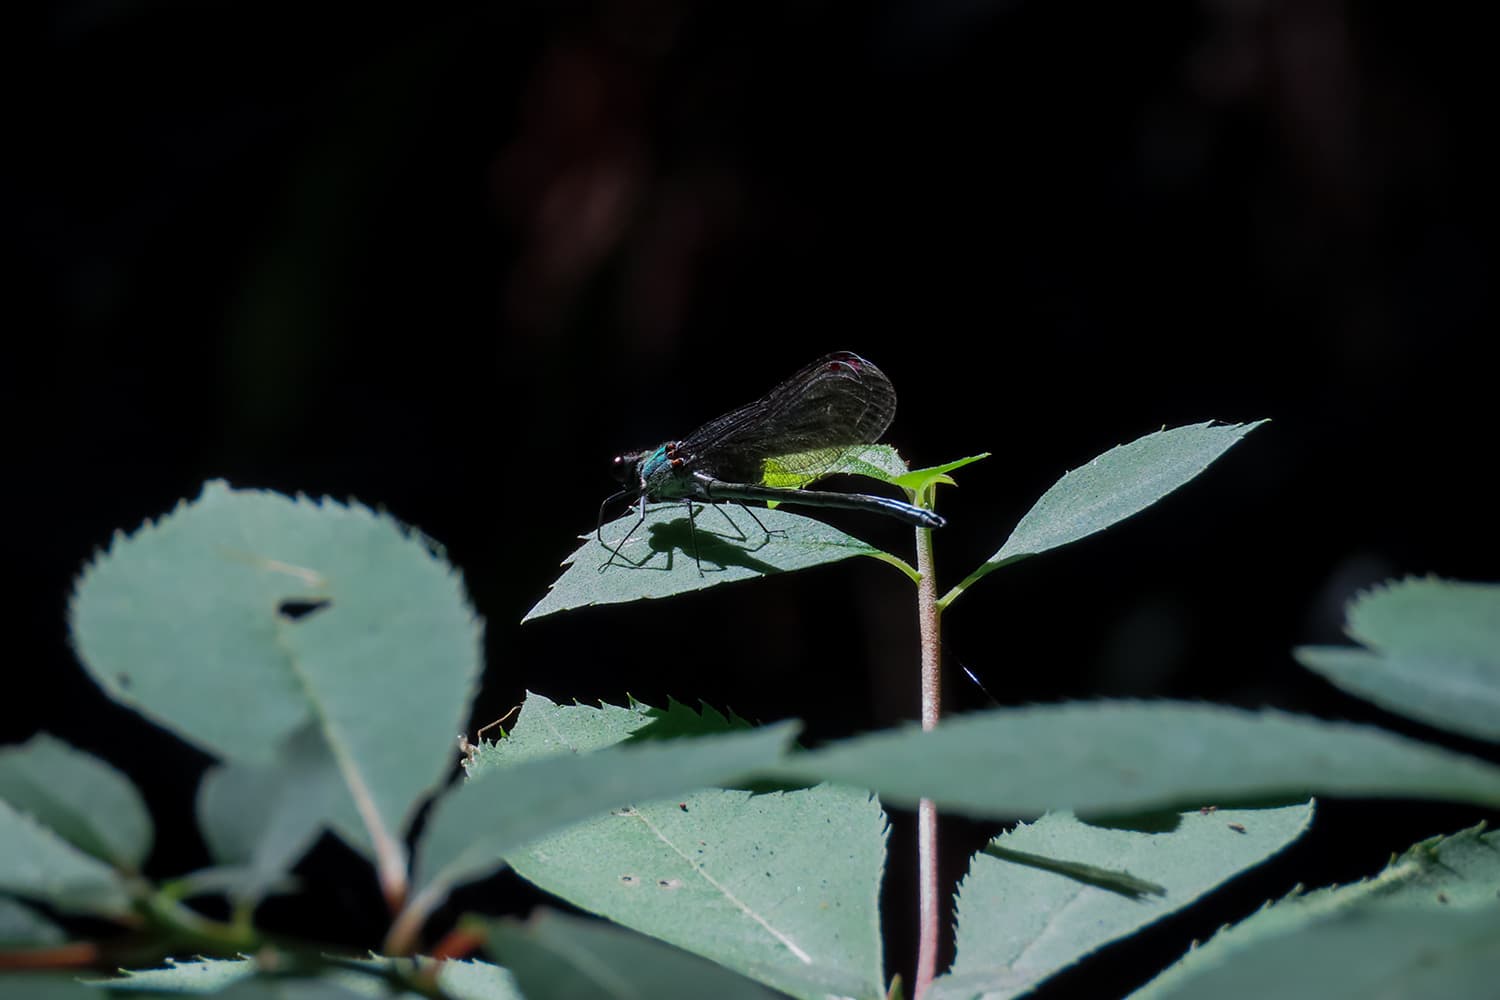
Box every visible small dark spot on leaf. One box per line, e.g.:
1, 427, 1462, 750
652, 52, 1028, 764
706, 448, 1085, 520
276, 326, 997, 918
1437, 892, 1449, 904
679, 803, 688, 812
1228, 823, 1247, 834
278, 598, 332, 621
619, 874, 638, 885
116, 673, 132, 689
657, 879, 682, 890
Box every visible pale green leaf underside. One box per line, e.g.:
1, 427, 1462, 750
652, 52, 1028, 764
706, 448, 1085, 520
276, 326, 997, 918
931, 804, 1313, 1000
487, 908, 794, 1000
946, 421, 1265, 605
460, 696, 879, 999
1346, 577, 1500, 665
99, 957, 261, 992
0, 733, 152, 870
997, 421, 1265, 564
1295, 577, 1500, 742
431, 959, 525, 1000
213, 981, 379, 999
68, 480, 482, 848
1134, 906, 1500, 1000
463, 693, 754, 774
1133, 823, 1500, 999
0, 896, 66, 946
96, 955, 517, 998
506, 784, 886, 1000
463, 693, 657, 773
0, 976, 104, 1000
196, 725, 353, 905
769, 701, 1500, 818
524, 505, 882, 621
414, 722, 799, 900
0, 798, 132, 917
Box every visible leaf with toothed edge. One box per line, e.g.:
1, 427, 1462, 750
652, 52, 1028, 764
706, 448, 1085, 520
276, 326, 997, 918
67, 480, 483, 876
1132, 823, 1500, 1000
91, 955, 523, 998
768, 701, 1500, 818
930, 803, 1314, 999
457, 695, 884, 1000
0, 897, 66, 947
0, 797, 134, 917
1295, 577, 1500, 743
523, 505, 886, 621
487, 908, 791, 1000
0, 733, 152, 870
944, 421, 1266, 607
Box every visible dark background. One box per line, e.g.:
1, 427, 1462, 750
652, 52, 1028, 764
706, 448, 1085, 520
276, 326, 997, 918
6, 0, 1495, 993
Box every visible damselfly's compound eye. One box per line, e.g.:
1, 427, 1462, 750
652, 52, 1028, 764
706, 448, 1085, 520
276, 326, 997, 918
611, 452, 646, 483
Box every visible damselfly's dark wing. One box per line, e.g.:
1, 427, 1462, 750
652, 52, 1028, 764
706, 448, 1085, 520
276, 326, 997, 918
674, 351, 897, 484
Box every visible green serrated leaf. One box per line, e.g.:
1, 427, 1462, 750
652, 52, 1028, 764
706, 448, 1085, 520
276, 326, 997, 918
97, 956, 430, 998
1295, 577, 1500, 742
1380, 823, 1500, 909
196, 724, 352, 906
0, 896, 66, 947
464, 694, 757, 773
0, 975, 103, 1000
768, 701, 1500, 818
452, 696, 862, 997
410, 720, 800, 922
100, 957, 260, 992
1135, 822, 1500, 1000
0, 734, 152, 870
523, 505, 885, 621
433, 958, 525, 1000
463, 693, 657, 773
505, 784, 886, 1000
633, 699, 756, 741
486, 908, 791, 1000
0, 798, 133, 917
930, 804, 1313, 999
217, 980, 380, 999
942, 421, 1265, 608
1135, 906, 1500, 1000
68, 480, 483, 862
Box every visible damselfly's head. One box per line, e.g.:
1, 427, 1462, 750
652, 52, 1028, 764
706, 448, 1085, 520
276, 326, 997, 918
610, 450, 650, 484
598, 451, 650, 543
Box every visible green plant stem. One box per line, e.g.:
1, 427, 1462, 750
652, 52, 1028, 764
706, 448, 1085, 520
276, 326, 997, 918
913, 516, 942, 998
936, 555, 1021, 612
141, 889, 261, 954
866, 549, 922, 583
